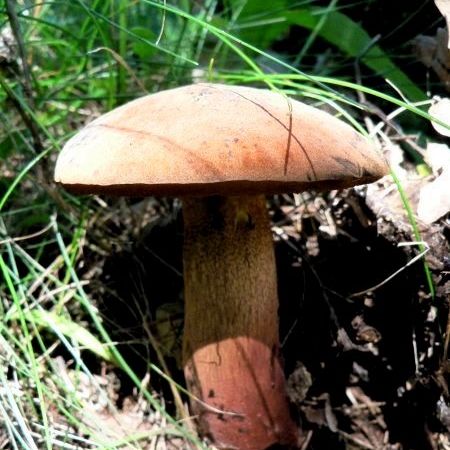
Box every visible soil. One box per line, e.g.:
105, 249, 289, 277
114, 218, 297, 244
87, 179, 449, 450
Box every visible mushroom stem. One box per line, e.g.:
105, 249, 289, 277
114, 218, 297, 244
182, 195, 298, 450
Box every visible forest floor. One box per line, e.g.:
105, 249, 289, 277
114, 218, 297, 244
72, 160, 449, 450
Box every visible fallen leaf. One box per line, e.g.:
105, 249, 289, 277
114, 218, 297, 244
429, 97, 450, 136
425, 142, 450, 174
436, 0, 450, 45
413, 2, 450, 89
417, 143, 450, 224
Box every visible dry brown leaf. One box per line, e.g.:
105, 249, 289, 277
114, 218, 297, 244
435, 0, 450, 45
413, 28, 450, 90
413, 2, 450, 89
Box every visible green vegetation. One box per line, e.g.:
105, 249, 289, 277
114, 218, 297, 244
0, 1, 441, 448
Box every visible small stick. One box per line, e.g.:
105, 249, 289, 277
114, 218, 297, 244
4, 0, 42, 153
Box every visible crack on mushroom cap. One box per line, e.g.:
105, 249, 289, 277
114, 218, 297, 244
214, 85, 318, 180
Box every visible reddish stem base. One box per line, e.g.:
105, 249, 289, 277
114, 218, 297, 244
182, 195, 298, 450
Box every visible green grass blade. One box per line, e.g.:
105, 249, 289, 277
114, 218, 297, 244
285, 8, 426, 101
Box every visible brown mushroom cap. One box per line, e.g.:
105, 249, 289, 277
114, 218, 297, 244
54, 83, 388, 195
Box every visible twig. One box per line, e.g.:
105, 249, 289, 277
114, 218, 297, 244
300, 430, 313, 450
4, 0, 34, 100
0, 222, 52, 245
0, 75, 41, 153
4, 0, 42, 152
338, 430, 375, 450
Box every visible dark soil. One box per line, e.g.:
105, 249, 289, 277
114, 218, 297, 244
91, 186, 449, 450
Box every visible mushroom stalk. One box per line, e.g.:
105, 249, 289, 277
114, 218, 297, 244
182, 195, 298, 450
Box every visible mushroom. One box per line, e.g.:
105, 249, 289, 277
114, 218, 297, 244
54, 83, 388, 450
